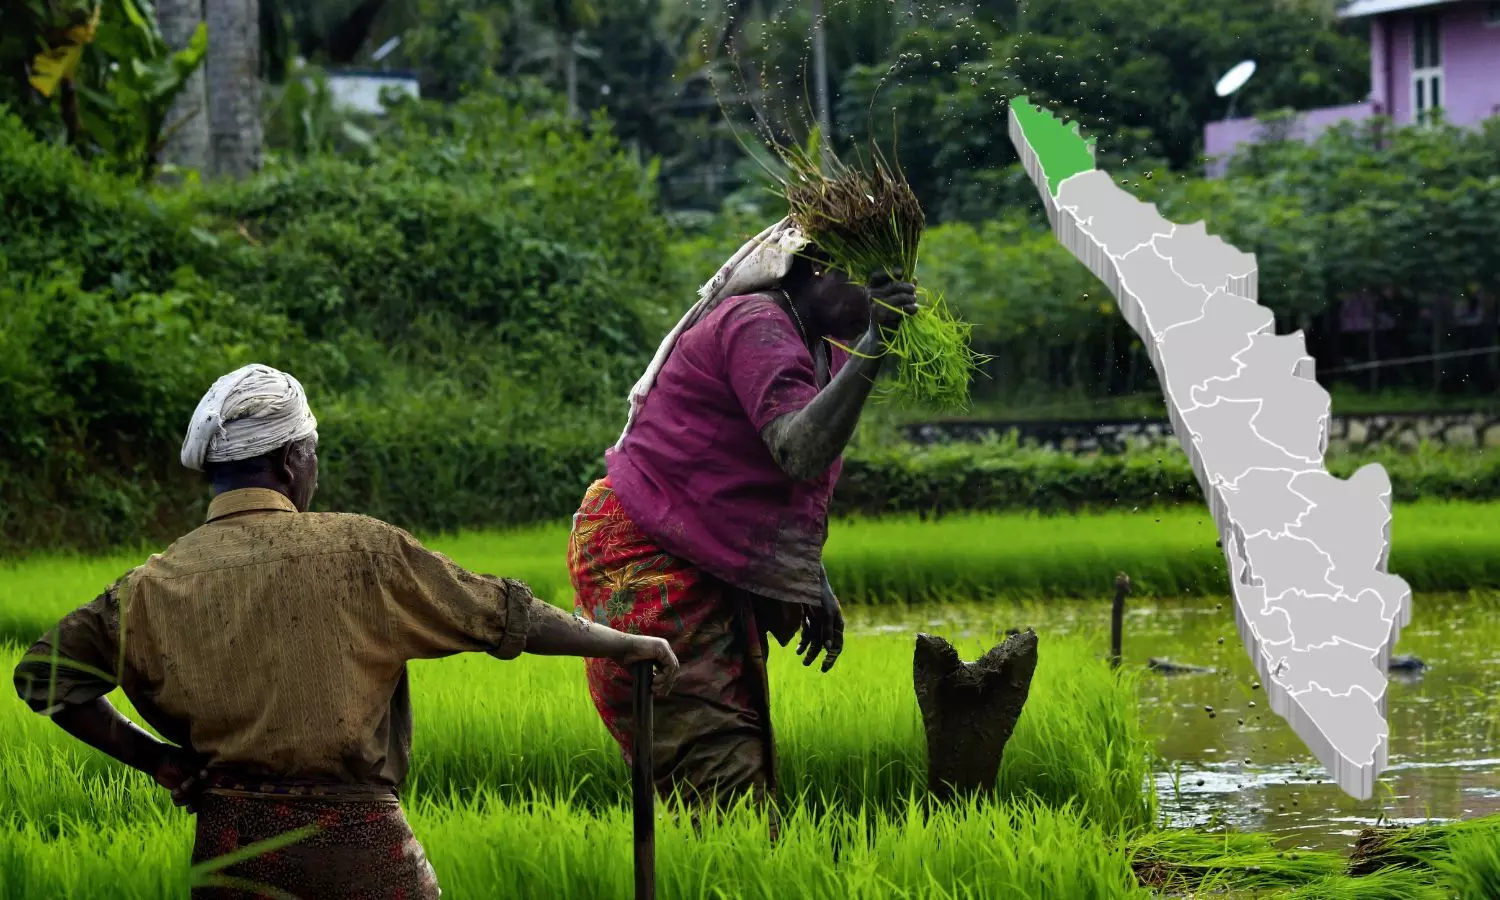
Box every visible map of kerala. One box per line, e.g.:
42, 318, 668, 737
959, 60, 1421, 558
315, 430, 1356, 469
1007, 96, 1413, 801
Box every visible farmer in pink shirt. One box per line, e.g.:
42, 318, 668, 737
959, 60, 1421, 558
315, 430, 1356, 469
568, 218, 917, 834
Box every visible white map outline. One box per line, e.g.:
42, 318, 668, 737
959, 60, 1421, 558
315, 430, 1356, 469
1007, 103, 1413, 801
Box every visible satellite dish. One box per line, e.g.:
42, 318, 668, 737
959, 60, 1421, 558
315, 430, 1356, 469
371, 36, 402, 63
1215, 60, 1257, 98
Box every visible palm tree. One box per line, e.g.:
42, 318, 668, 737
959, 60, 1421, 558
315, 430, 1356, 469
508, 0, 599, 117
809, 0, 829, 144
716, 0, 831, 144
156, 0, 210, 175
546, 0, 595, 117
205, 0, 263, 177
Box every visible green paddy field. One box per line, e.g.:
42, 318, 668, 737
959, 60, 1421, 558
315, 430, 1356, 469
2, 503, 1498, 898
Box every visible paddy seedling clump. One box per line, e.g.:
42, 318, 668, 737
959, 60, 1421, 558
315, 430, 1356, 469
775, 135, 986, 411
6, 501, 1500, 646
0, 631, 1157, 893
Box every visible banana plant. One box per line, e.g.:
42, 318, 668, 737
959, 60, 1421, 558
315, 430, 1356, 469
10, 0, 208, 179
79, 0, 209, 178
25, 3, 101, 99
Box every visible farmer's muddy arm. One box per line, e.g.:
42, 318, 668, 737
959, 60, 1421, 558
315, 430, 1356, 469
13, 582, 176, 777
761, 324, 888, 482
49, 698, 176, 777
522, 600, 636, 658
523, 601, 682, 693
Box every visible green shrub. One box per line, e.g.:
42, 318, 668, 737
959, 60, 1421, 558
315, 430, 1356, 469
8, 98, 1499, 557
314, 391, 612, 537
0, 110, 210, 296
0, 263, 306, 551
832, 438, 1500, 518
0, 99, 669, 555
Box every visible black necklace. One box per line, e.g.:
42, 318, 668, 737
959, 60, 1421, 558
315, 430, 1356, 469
778, 289, 810, 345
778, 289, 829, 383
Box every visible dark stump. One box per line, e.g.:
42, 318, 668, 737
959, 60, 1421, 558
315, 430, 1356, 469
913, 629, 1040, 802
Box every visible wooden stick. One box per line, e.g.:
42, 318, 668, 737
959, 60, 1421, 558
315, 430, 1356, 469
631, 661, 656, 900
1110, 572, 1131, 670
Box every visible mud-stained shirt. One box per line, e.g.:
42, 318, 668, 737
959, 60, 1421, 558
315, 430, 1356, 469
12, 488, 534, 787
605, 293, 848, 609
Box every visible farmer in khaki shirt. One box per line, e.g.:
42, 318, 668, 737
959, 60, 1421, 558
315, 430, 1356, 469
12, 363, 679, 899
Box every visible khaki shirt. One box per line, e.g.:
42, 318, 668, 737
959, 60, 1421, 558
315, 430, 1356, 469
12, 488, 534, 787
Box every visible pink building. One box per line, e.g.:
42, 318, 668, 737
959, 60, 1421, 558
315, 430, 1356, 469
1203, 0, 1500, 175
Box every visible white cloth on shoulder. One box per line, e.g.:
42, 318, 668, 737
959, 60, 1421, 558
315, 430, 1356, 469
180, 364, 319, 471
615, 217, 809, 448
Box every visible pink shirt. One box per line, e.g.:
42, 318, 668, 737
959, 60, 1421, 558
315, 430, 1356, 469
605, 293, 848, 608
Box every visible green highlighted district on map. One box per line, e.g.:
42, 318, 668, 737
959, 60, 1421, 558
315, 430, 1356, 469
1007, 96, 1095, 196
1007, 96, 1412, 803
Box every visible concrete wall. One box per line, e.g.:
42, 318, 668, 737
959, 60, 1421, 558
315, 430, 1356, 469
1203, 102, 1375, 175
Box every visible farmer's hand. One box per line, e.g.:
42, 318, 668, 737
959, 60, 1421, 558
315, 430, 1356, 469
615, 634, 681, 696
866, 269, 918, 335
797, 583, 845, 672
153, 746, 209, 813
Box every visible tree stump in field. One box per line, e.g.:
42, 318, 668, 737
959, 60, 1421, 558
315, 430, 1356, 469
914, 629, 1039, 802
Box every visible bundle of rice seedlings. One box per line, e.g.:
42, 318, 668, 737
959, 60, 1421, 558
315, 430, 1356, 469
773, 133, 987, 410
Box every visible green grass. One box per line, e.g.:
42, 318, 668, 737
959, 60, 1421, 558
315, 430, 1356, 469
1282, 869, 1450, 900
0, 792, 1154, 900
824, 500, 1499, 602
4, 501, 1496, 647
3, 571, 1496, 896
1009, 96, 1097, 196
4, 511, 1498, 897
1121, 825, 1500, 899
1127, 829, 1345, 893
0, 631, 1156, 833
1431, 826, 1500, 899
0, 630, 1160, 896
5, 623, 1490, 898
1350, 815, 1500, 877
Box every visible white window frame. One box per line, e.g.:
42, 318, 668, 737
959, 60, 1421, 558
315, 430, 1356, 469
1411, 12, 1443, 125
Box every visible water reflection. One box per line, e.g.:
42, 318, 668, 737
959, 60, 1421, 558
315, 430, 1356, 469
849, 593, 1499, 852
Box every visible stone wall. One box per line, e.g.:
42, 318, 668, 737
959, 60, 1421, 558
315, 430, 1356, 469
901, 411, 1500, 454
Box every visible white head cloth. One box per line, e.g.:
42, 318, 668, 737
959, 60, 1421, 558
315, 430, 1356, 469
615, 217, 809, 448
180, 364, 319, 471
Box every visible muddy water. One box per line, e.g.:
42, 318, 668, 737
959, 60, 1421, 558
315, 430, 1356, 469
851, 593, 1499, 853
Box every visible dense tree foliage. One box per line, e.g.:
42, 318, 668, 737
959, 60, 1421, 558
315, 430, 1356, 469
1, 0, 207, 178
236, 0, 1372, 214
0, 96, 669, 552
4, 0, 1498, 553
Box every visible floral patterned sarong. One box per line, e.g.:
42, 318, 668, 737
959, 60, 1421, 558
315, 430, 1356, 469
569, 477, 780, 814
189, 781, 440, 900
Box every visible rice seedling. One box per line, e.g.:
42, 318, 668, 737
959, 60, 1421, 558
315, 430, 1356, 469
0, 626, 1163, 897
778, 132, 924, 280
870, 288, 986, 411
1347, 815, 1500, 876
0, 790, 1156, 900
3, 571, 1495, 896
1429, 826, 1500, 899
1281, 869, 1450, 900
4, 500, 1498, 646
1124, 829, 1344, 894
0, 631, 1155, 835
771, 131, 987, 411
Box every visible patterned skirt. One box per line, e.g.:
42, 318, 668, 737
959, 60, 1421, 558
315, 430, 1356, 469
569, 478, 781, 811
189, 779, 440, 900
